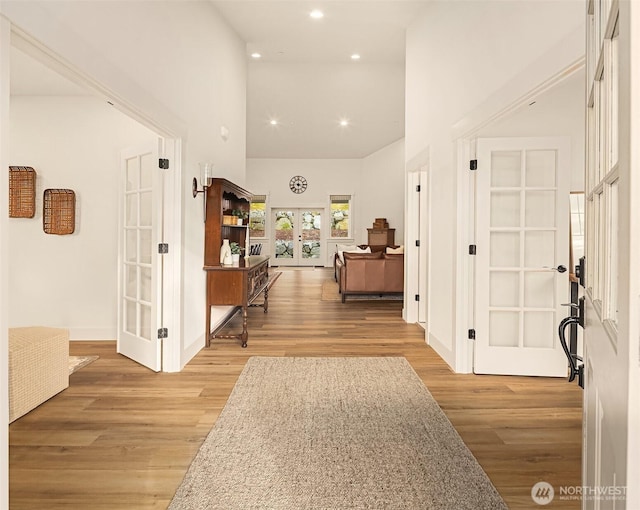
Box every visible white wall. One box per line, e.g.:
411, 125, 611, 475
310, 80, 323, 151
9, 96, 156, 338
406, 0, 584, 369
361, 139, 405, 245
0, 1, 248, 366
247, 139, 405, 266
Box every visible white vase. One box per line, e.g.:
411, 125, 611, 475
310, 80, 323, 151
220, 239, 232, 265
231, 253, 240, 265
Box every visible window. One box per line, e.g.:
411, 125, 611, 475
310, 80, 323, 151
329, 195, 351, 238
585, 5, 619, 334
249, 195, 267, 238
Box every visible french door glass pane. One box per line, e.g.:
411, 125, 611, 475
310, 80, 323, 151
274, 210, 294, 259
301, 210, 321, 260
491, 151, 521, 187
489, 311, 519, 347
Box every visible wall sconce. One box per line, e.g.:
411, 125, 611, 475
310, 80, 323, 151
193, 162, 214, 221
192, 162, 214, 197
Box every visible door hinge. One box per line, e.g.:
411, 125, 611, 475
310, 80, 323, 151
416, 184, 421, 192
415, 239, 420, 247
158, 243, 169, 254
157, 328, 168, 339
468, 329, 476, 340
469, 244, 477, 255
159, 158, 169, 170
470, 159, 478, 171
415, 294, 420, 302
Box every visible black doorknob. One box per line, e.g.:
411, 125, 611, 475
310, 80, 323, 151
556, 265, 567, 273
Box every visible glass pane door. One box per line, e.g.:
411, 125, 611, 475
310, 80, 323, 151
272, 208, 324, 266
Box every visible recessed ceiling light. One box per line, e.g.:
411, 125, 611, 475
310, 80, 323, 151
251, 52, 262, 59
340, 119, 349, 127
270, 119, 278, 126
351, 54, 361, 60
310, 9, 324, 19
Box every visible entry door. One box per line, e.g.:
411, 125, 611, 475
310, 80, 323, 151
272, 208, 323, 266
474, 137, 570, 376
117, 142, 163, 371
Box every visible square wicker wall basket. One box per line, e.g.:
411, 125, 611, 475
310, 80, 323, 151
9, 166, 36, 218
43, 189, 76, 235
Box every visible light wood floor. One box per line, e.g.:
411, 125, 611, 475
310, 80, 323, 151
9, 268, 582, 509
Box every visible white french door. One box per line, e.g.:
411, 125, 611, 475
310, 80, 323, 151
117, 142, 163, 371
474, 137, 570, 376
272, 208, 323, 266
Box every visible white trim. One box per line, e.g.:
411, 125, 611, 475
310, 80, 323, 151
161, 138, 183, 372
0, 15, 10, 510
453, 139, 474, 373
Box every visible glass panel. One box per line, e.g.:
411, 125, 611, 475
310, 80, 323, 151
491, 151, 521, 187
125, 265, 137, 299
140, 229, 152, 265
126, 194, 137, 227
140, 266, 152, 303
525, 150, 556, 188
490, 232, 520, 267
301, 210, 321, 259
125, 229, 137, 263
330, 198, 350, 238
490, 191, 520, 228
523, 311, 554, 348
608, 181, 618, 323
249, 199, 266, 238
140, 191, 152, 227
524, 272, 555, 308
126, 157, 139, 191
525, 191, 555, 227
140, 153, 153, 189
125, 299, 137, 335
140, 304, 151, 341
489, 311, 520, 347
274, 210, 294, 259
524, 231, 555, 268
490, 271, 519, 307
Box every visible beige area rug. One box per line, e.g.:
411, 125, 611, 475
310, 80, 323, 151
68, 355, 98, 375
321, 279, 403, 302
169, 357, 508, 510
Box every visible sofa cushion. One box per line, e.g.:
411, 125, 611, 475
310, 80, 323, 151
337, 244, 371, 263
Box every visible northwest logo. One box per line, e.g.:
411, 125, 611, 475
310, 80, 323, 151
531, 481, 555, 505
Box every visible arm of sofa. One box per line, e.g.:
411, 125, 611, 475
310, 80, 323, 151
383, 253, 404, 293
341, 252, 385, 302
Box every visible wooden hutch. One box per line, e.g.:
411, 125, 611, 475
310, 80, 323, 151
203, 178, 270, 348
367, 218, 395, 249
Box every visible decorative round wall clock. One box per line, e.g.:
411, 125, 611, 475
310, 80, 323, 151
289, 175, 308, 194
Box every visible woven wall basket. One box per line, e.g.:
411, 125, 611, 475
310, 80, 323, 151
43, 189, 76, 235
9, 166, 36, 218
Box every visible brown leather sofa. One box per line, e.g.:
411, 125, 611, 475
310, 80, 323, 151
335, 250, 404, 302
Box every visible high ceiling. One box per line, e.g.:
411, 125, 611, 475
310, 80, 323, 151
212, 1, 430, 159
10, 1, 430, 159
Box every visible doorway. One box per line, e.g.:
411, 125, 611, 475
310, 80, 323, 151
271, 208, 324, 266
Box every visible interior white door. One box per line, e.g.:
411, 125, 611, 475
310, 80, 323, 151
117, 142, 162, 372
418, 170, 429, 324
474, 137, 570, 376
272, 208, 323, 266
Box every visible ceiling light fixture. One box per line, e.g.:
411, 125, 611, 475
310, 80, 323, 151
309, 9, 324, 19
251, 52, 262, 59
270, 119, 278, 126
351, 54, 361, 60
340, 119, 349, 127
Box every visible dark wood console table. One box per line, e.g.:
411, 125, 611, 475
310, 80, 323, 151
204, 255, 270, 348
